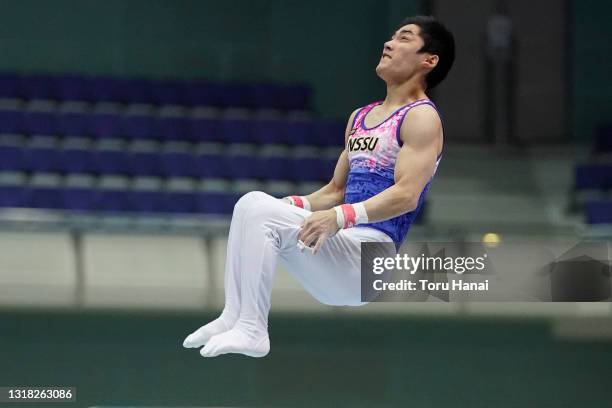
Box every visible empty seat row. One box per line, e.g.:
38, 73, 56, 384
574, 164, 612, 190
0, 73, 312, 110
0, 146, 336, 182
0, 109, 344, 146
0, 182, 428, 222
0, 184, 241, 214
0, 168, 429, 220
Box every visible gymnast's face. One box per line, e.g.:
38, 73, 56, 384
376, 24, 436, 85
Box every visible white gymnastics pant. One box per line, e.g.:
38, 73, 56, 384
224, 191, 393, 337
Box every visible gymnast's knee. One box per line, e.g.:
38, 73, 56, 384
233, 191, 271, 215
248, 200, 283, 223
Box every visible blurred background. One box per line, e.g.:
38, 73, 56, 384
0, 0, 611, 407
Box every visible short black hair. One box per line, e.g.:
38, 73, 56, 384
396, 15, 455, 90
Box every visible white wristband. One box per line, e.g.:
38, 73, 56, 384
302, 196, 311, 211
353, 202, 369, 224
333, 206, 345, 229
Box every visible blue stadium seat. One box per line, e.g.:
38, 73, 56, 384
0, 184, 29, 207
255, 156, 292, 181
129, 190, 166, 213
1, 73, 315, 112
93, 150, 129, 175
0, 145, 26, 171
320, 157, 337, 180
59, 148, 96, 174
185, 80, 221, 107
224, 192, 242, 212
195, 191, 236, 214
122, 115, 158, 140
158, 116, 191, 141
127, 151, 163, 176
62, 186, 96, 211
120, 78, 154, 105
585, 200, 612, 224
95, 189, 130, 212
23, 147, 62, 173
286, 119, 314, 146
161, 152, 197, 178
191, 117, 221, 143
293, 156, 335, 182
218, 83, 252, 108
163, 191, 197, 213
20, 74, 55, 100
29, 186, 63, 209
54, 75, 88, 102
22, 111, 58, 135
0, 73, 21, 99
252, 118, 288, 144
152, 80, 187, 106
224, 153, 257, 180
0, 110, 23, 133
220, 117, 252, 144
58, 112, 90, 136
313, 120, 345, 147
193, 153, 227, 178
89, 113, 122, 139
85, 76, 123, 104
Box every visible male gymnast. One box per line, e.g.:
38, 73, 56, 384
183, 15, 455, 357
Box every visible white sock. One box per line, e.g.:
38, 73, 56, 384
183, 193, 268, 349
200, 327, 270, 358
183, 311, 237, 348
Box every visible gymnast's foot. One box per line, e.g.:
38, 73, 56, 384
183, 312, 237, 349
200, 327, 270, 358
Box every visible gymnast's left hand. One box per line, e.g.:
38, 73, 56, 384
298, 209, 339, 254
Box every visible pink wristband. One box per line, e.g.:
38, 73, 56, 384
290, 195, 304, 208
340, 204, 357, 228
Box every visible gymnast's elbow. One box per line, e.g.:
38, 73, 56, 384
393, 190, 419, 215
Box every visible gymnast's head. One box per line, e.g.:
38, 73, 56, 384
376, 15, 455, 90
